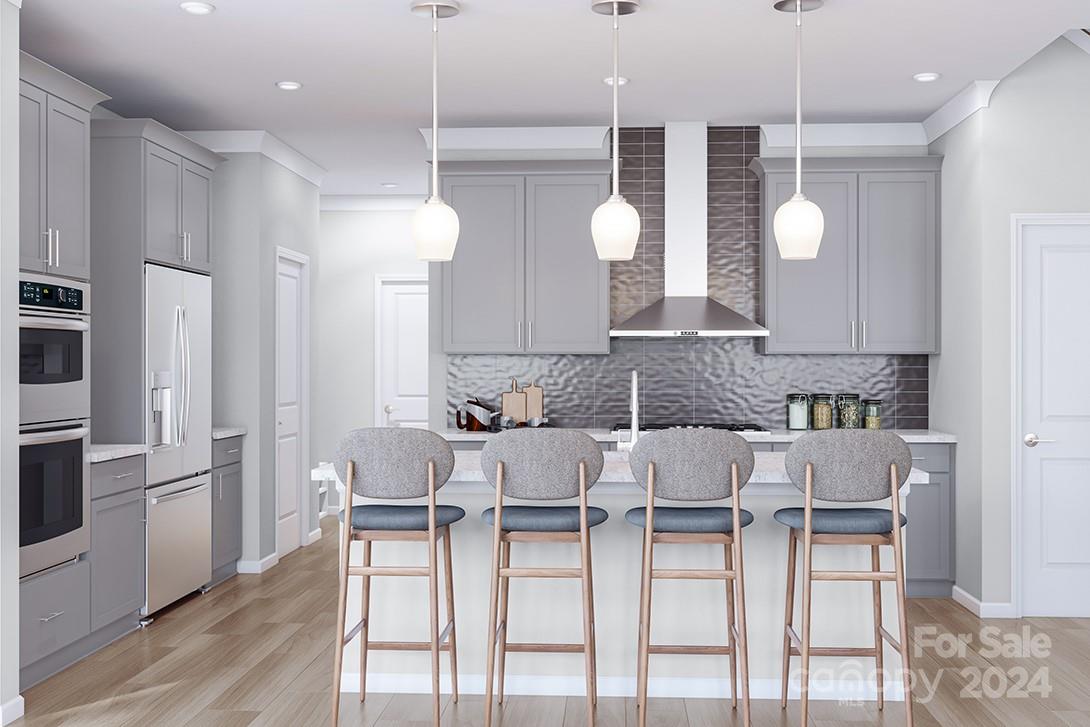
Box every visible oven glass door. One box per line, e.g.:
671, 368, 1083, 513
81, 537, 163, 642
20, 430, 85, 547
19, 317, 85, 386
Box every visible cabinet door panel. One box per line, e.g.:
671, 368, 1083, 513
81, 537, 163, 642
20, 83, 48, 273
859, 172, 938, 353
763, 172, 858, 353
525, 175, 609, 353
45, 96, 91, 280
144, 143, 183, 266
441, 175, 525, 353
181, 161, 213, 272
212, 463, 243, 571
906, 473, 952, 582
89, 488, 145, 630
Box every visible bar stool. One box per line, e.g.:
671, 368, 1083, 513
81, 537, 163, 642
775, 430, 914, 727
626, 429, 755, 727
481, 429, 606, 727
331, 428, 465, 727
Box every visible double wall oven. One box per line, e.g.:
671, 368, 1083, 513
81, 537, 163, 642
19, 274, 92, 578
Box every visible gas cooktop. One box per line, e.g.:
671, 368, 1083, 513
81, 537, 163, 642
611, 422, 769, 433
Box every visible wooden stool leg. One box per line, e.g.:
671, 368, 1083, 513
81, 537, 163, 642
483, 526, 503, 726
635, 534, 648, 715
780, 530, 797, 709
890, 483, 913, 727
359, 539, 372, 702
579, 529, 596, 727
443, 526, 459, 703
428, 529, 441, 725
331, 480, 354, 727
586, 535, 599, 707
871, 544, 885, 711
733, 536, 752, 727
497, 540, 512, 704
637, 539, 654, 727
799, 528, 814, 727
724, 544, 738, 710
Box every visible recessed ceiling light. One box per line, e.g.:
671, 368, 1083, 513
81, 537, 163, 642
380, 182, 399, 189
275, 81, 302, 91
179, 2, 216, 15
913, 72, 941, 83
603, 76, 629, 86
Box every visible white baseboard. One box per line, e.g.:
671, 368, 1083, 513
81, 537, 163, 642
325, 503, 340, 518
306, 527, 323, 546
952, 585, 1019, 619
1, 695, 25, 726
236, 552, 280, 574
340, 672, 904, 703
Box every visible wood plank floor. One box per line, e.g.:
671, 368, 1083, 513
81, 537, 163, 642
14, 518, 1089, 726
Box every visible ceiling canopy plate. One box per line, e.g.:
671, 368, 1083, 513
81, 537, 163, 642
772, 0, 823, 11
410, 0, 461, 19
591, 0, 640, 16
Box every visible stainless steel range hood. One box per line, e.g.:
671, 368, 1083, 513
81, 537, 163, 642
610, 122, 769, 338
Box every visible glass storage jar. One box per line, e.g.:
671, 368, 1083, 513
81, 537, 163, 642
786, 393, 810, 430
864, 399, 883, 429
837, 393, 862, 429
811, 394, 834, 430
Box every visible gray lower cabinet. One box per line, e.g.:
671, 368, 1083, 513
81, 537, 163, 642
439, 162, 611, 354
20, 560, 91, 668
88, 487, 145, 630
750, 157, 942, 355
212, 436, 244, 574
906, 443, 956, 597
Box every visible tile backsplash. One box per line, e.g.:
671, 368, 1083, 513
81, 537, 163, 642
446, 127, 929, 431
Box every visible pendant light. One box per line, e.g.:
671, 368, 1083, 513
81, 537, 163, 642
591, 0, 641, 262
772, 0, 824, 260
412, 1, 460, 262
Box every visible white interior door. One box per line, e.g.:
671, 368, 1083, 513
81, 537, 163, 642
376, 277, 429, 428
1019, 217, 1090, 616
276, 253, 308, 558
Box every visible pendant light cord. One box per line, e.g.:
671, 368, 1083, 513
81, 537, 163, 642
431, 5, 440, 201
794, 0, 802, 195
612, 2, 620, 197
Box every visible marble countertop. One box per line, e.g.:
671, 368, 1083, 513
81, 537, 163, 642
439, 427, 956, 444
213, 426, 247, 440
88, 444, 149, 463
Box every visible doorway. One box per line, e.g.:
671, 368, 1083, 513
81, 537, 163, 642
276, 248, 311, 559
1014, 214, 1090, 616
374, 275, 429, 428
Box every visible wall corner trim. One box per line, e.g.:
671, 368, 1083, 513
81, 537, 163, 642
0, 695, 25, 726
235, 553, 280, 574
181, 130, 326, 187
1063, 29, 1090, 56
952, 585, 1019, 619
922, 80, 1000, 144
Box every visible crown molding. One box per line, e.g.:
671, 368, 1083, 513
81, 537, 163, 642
1063, 29, 1090, 56
418, 126, 610, 160
20, 52, 110, 111
320, 195, 424, 212
761, 123, 928, 151
4, 0, 22, 8
922, 80, 1000, 144
181, 130, 325, 187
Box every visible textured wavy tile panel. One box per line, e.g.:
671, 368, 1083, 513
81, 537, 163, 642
447, 127, 928, 431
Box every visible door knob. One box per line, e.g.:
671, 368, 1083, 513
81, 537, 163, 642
384, 405, 396, 414
1023, 433, 1056, 448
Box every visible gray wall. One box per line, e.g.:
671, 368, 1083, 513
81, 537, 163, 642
211, 152, 320, 564
1, 0, 21, 715
446, 127, 930, 432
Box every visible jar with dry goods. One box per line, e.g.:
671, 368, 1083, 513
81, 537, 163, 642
837, 393, 862, 429
864, 399, 883, 430
786, 393, 810, 430
811, 394, 834, 430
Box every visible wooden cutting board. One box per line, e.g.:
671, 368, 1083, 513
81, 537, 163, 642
524, 381, 544, 420
501, 379, 527, 423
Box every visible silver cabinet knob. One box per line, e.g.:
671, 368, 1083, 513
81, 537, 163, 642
1023, 433, 1056, 448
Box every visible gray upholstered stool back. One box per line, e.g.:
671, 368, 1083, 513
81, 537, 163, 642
334, 427, 455, 499
481, 429, 605, 500
784, 430, 912, 502
629, 429, 755, 501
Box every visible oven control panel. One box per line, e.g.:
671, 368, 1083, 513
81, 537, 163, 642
20, 280, 85, 312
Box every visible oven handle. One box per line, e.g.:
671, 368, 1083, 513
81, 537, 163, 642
19, 426, 90, 447
18, 315, 89, 332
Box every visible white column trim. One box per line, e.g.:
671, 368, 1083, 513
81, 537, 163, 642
181, 130, 325, 187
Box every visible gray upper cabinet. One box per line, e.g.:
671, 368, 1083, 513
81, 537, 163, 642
525, 175, 610, 354
858, 172, 938, 353
439, 162, 611, 355
19, 55, 108, 280
751, 156, 941, 355
91, 119, 222, 274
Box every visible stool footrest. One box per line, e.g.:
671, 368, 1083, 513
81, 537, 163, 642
504, 642, 586, 654
368, 640, 452, 652
499, 567, 583, 579
811, 570, 895, 582
648, 644, 734, 655
350, 565, 430, 577
652, 568, 734, 580
788, 646, 880, 658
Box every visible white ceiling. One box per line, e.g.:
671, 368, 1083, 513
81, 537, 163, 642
19, 0, 1088, 195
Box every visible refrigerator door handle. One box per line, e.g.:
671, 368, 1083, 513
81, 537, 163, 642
175, 305, 185, 447
182, 306, 192, 447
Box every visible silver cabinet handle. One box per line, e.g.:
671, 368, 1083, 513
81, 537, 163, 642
150, 483, 208, 505
39, 611, 64, 623
862, 320, 867, 349
226, 448, 240, 454
113, 472, 136, 480
850, 320, 856, 349
1023, 433, 1057, 448
528, 320, 533, 350
42, 230, 52, 266
54, 228, 60, 267
517, 321, 522, 349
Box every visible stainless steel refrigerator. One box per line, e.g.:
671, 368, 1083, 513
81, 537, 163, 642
142, 264, 212, 615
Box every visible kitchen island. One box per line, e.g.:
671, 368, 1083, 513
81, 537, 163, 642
322, 449, 922, 703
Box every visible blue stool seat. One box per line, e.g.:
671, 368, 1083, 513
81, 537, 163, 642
482, 505, 608, 532
624, 506, 754, 533
773, 507, 906, 535
339, 504, 466, 531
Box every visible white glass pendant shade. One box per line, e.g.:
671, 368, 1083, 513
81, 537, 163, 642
592, 195, 641, 261
413, 197, 460, 262
773, 192, 824, 260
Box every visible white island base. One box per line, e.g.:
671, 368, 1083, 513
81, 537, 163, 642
317, 451, 923, 703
